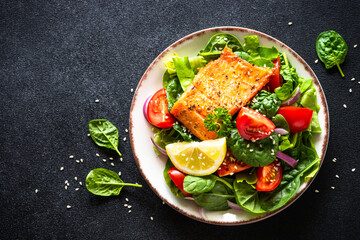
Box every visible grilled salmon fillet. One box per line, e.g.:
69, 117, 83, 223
170, 46, 274, 140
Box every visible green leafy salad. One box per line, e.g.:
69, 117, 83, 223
144, 33, 322, 214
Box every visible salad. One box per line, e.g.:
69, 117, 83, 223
143, 33, 321, 214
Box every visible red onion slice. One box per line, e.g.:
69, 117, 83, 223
150, 137, 167, 156
227, 200, 244, 211
274, 128, 289, 135
143, 95, 152, 122
277, 151, 298, 168
281, 87, 301, 106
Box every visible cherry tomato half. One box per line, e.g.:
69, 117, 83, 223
217, 151, 252, 177
277, 106, 313, 133
168, 167, 192, 197
267, 56, 282, 92
147, 88, 176, 128
255, 160, 282, 191
236, 107, 275, 141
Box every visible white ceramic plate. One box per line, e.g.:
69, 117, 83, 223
129, 27, 329, 225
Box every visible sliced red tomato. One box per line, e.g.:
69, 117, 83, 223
255, 160, 282, 191
236, 107, 275, 141
168, 167, 192, 197
277, 106, 313, 133
267, 56, 282, 92
147, 88, 176, 128
217, 151, 251, 177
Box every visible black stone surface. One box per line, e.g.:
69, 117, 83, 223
1, 0, 360, 239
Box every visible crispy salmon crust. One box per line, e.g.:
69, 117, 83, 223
170, 47, 274, 141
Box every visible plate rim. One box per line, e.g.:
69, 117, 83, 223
129, 26, 330, 225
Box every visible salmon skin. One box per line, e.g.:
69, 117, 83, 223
170, 46, 274, 141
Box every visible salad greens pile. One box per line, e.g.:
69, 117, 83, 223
152, 33, 322, 214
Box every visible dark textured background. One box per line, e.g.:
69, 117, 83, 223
1, 0, 360, 239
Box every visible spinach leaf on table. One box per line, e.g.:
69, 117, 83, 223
86, 168, 142, 196
228, 129, 279, 167
248, 90, 281, 118
316, 30, 348, 77
89, 119, 122, 156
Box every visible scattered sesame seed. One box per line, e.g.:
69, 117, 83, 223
128, 210, 132, 213
128, 205, 132, 209
125, 129, 128, 133
162, 201, 165, 205
60, 167, 64, 171
111, 162, 115, 167
66, 182, 69, 186
65, 180, 68, 184
314, 189, 319, 193
332, 158, 337, 162
69, 155, 74, 159
349, 88, 352, 93
150, 216, 154, 221
118, 171, 122, 176
123, 137, 127, 142
96, 153, 100, 157
351, 77, 355, 81
120, 158, 123, 162
95, 99, 100, 103
79, 182, 83, 186
125, 198, 129, 202
249, 149, 253, 152
130, 88, 134, 93
109, 157, 113, 161
102, 159, 107, 162
354, 44, 358, 48
358, 82, 360, 84
87, 133, 90, 137
124, 204, 128, 207
288, 22, 293, 26
76, 160, 80, 164
352, 168, 356, 172
343, 104, 347, 109
65, 185, 68, 190
331, 186, 335, 190
80, 158, 84, 163
67, 205, 72, 209
335, 175, 339, 178
75, 188, 79, 191
35, 189, 39, 193
315, 59, 319, 64
74, 177, 78, 181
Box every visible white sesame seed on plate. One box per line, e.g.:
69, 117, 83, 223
60, 167, 64, 171
343, 104, 347, 109
150, 216, 154, 221
95, 99, 100, 103
288, 22, 293, 26
35, 189, 39, 193
314, 189, 319, 193
354, 44, 358, 48
69, 155, 74, 159
96, 153, 100, 157
67, 205, 72, 209
315, 59, 319, 64
352, 168, 356, 172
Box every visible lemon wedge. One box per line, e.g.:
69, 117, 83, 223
165, 138, 227, 176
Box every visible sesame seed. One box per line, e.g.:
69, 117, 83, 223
343, 104, 347, 109
76, 160, 80, 164
246, 144, 250, 148
96, 153, 100, 157
125, 198, 129, 202
314, 189, 319, 193
118, 171, 122, 176
123, 137, 127, 142
124, 204, 128, 207
349, 88, 352, 93
87, 133, 90, 137
60, 167, 64, 171
354, 44, 358, 48
335, 175, 339, 178
79, 182, 83, 186
67, 205, 72, 209
102, 159, 107, 163
288, 22, 293, 26
331, 186, 335, 189
65, 180, 68, 184
74, 177, 78, 181
249, 149, 253, 152
35, 189, 39, 193
65, 185, 68, 190
111, 162, 115, 167
80, 158, 84, 163
128, 210, 132, 213
150, 216, 154, 221
315, 59, 319, 64
352, 168, 356, 172
332, 158, 337, 162
95, 99, 100, 103
351, 77, 355, 81
66, 182, 69, 186
69, 155, 74, 159
162, 201, 165, 205
109, 157, 113, 161
120, 158, 123, 162
128, 205, 132, 209
273, 140, 276, 145
130, 88, 134, 93
125, 129, 128, 133
75, 188, 79, 191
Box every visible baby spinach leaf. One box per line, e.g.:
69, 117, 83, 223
310, 112, 322, 133
298, 77, 313, 95
193, 181, 234, 211
272, 114, 290, 132
173, 123, 198, 142
164, 76, 183, 111
86, 168, 142, 196
258, 46, 279, 60
183, 175, 217, 194
163, 159, 185, 198
249, 90, 281, 118
228, 129, 279, 167
275, 64, 299, 101
244, 35, 260, 55
173, 56, 195, 91
316, 30, 348, 77
300, 88, 320, 112
89, 119, 121, 156
199, 33, 243, 61
235, 168, 257, 185
233, 181, 265, 213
